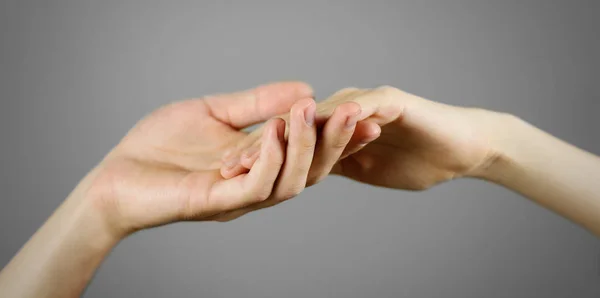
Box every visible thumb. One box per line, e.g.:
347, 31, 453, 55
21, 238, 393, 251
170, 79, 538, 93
202, 81, 313, 129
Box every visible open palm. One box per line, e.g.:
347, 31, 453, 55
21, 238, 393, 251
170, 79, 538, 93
87, 82, 312, 235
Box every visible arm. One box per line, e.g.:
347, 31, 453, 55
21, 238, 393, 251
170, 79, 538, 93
475, 113, 600, 236
0, 171, 118, 297
220, 86, 600, 236
0, 81, 360, 297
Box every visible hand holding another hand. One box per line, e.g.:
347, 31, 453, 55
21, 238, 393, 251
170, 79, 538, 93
82, 81, 377, 236
217, 86, 508, 220
4, 81, 599, 298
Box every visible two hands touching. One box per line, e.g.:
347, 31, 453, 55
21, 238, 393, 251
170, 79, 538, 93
2, 81, 600, 298
90, 81, 499, 234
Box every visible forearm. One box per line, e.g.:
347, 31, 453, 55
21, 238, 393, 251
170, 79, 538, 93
0, 172, 119, 298
478, 114, 600, 236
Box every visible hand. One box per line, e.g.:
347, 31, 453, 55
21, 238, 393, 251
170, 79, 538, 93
326, 86, 502, 190
84, 82, 321, 237
0, 81, 368, 297
210, 96, 369, 221
226, 86, 503, 194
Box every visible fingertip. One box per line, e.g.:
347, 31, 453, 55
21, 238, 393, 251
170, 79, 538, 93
219, 167, 229, 179
354, 120, 381, 140
293, 97, 316, 111
220, 163, 246, 180
363, 121, 382, 141
295, 82, 315, 99
239, 157, 254, 169
263, 118, 281, 142
289, 97, 316, 128
240, 145, 260, 169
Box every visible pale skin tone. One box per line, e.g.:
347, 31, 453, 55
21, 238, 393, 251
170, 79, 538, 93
222, 86, 600, 233
1, 83, 600, 298
0, 82, 367, 297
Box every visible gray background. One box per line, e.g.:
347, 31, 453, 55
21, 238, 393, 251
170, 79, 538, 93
1, 0, 599, 297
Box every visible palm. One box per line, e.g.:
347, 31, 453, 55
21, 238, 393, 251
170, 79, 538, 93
97, 101, 242, 230
121, 100, 243, 172
89, 82, 313, 233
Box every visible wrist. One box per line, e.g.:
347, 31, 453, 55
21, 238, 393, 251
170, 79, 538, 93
467, 111, 530, 183
62, 190, 122, 253
66, 166, 128, 247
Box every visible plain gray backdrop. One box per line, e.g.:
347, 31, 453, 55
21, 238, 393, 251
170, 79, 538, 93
1, 0, 600, 297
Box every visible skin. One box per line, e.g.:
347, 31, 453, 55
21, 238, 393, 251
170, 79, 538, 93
1, 83, 600, 298
221, 86, 600, 237
0, 81, 366, 298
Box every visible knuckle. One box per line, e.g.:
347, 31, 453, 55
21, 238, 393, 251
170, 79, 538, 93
299, 139, 316, 152
290, 136, 315, 154
293, 163, 312, 177
277, 185, 304, 201
251, 186, 272, 202
332, 137, 350, 150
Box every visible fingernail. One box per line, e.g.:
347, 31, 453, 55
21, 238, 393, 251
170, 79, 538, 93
304, 103, 315, 127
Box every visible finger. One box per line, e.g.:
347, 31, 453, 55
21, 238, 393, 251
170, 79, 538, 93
199, 118, 286, 216
229, 98, 317, 212
220, 85, 405, 179
240, 144, 260, 169
219, 130, 266, 179
270, 98, 317, 200
216, 88, 368, 171
210, 99, 318, 221
229, 104, 371, 189
219, 127, 269, 179
313, 86, 407, 127
329, 121, 381, 177
238, 88, 364, 143
313, 88, 366, 120
228, 122, 380, 185
220, 150, 246, 179
350, 86, 407, 125
203, 81, 313, 129
340, 120, 381, 159
306, 101, 361, 186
